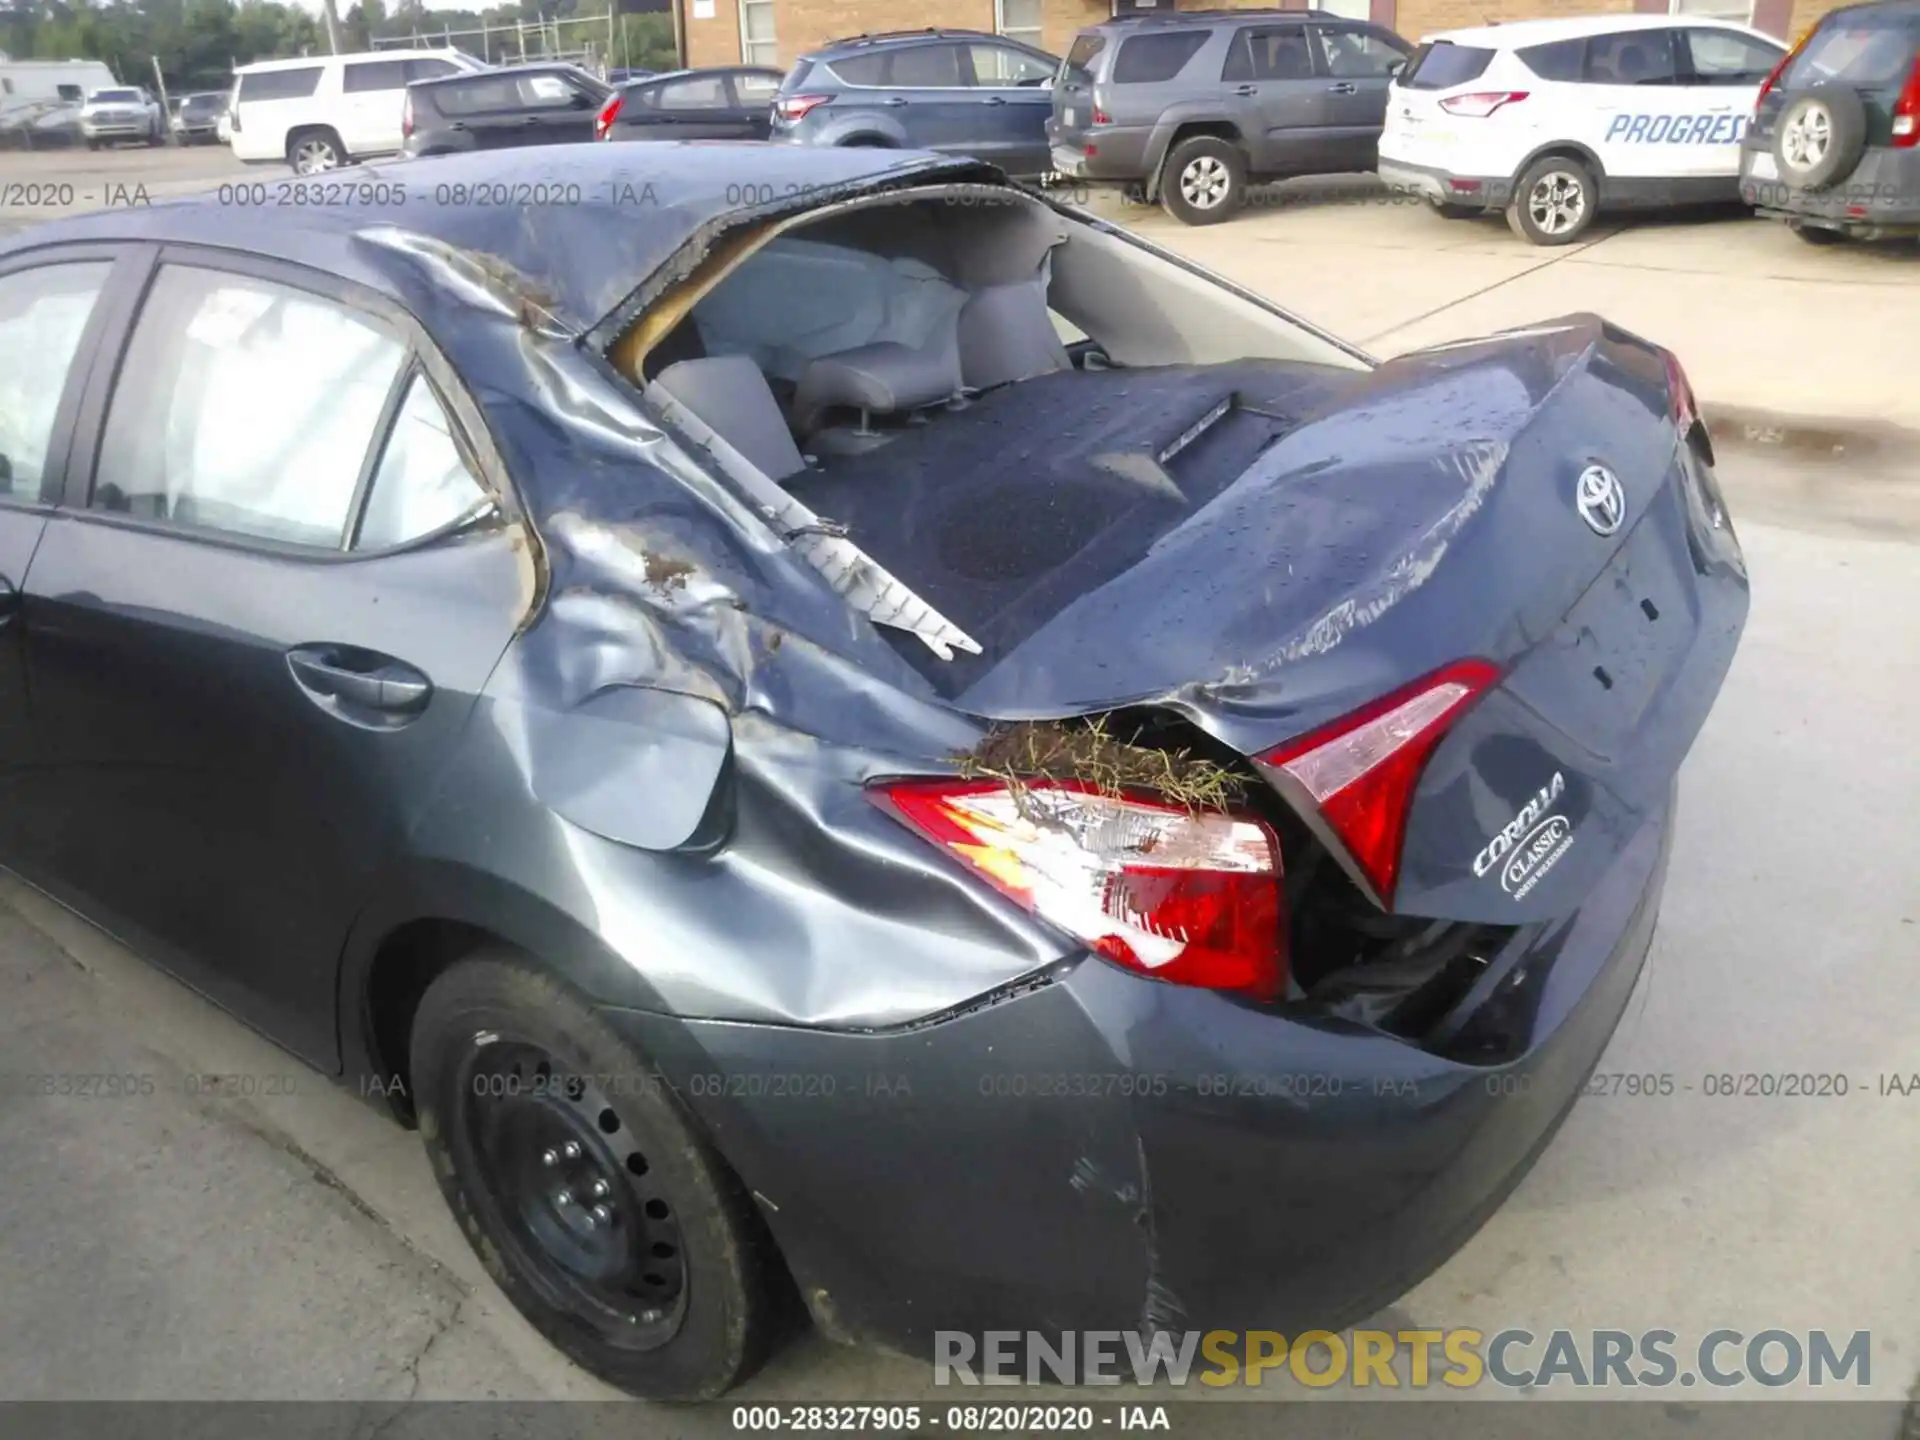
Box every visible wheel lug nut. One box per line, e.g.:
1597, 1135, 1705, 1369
541, 1148, 559, 1167
555, 1189, 574, 1207
561, 1141, 582, 1160
591, 1204, 612, 1225
590, 1179, 610, 1198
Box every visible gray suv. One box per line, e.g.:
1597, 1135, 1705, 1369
1048, 10, 1412, 224
771, 28, 1062, 177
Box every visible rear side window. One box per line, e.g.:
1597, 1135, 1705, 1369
887, 43, 966, 87
353, 374, 488, 551
93, 267, 408, 549
656, 74, 730, 108
1517, 37, 1586, 81
1111, 31, 1209, 84
1399, 41, 1493, 89
1786, 18, 1920, 88
432, 75, 524, 115
1066, 34, 1106, 77
829, 53, 888, 85
1313, 28, 1409, 78
1223, 28, 1316, 82
0, 262, 110, 503
237, 67, 323, 102
734, 70, 782, 101
1586, 30, 1680, 85
342, 60, 411, 94
406, 58, 461, 81
1683, 29, 1784, 84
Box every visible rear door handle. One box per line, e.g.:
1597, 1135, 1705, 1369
882, 96, 909, 107
286, 645, 432, 725
1234, 84, 1256, 97
1328, 81, 1358, 94
982, 95, 1007, 105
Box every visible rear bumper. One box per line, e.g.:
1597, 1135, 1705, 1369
1047, 128, 1154, 183
1378, 157, 1506, 208
602, 797, 1673, 1355
1739, 142, 1920, 233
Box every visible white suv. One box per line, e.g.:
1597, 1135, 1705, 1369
1377, 15, 1786, 244
228, 49, 489, 173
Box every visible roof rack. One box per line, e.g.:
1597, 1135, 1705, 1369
1105, 6, 1339, 18
836, 26, 998, 44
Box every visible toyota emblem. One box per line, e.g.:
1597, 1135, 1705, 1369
1575, 465, 1625, 536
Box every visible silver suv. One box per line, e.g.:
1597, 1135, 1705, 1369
1048, 9, 1412, 224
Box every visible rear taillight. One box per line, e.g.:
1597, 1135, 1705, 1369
774, 93, 830, 123
401, 93, 413, 140
595, 93, 623, 140
873, 779, 1286, 1000
1892, 53, 1920, 147
1260, 660, 1501, 906
1438, 90, 1528, 118
1663, 348, 1703, 443
1755, 34, 1805, 106
1091, 107, 1112, 125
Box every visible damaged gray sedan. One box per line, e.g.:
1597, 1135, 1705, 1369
0, 144, 1747, 1398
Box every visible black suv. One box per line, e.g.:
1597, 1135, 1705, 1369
401, 64, 611, 158
1740, 0, 1920, 241
1048, 9, 1412, 224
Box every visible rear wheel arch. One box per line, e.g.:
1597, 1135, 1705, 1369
1511, 141, 1607, 191
1146, 119, 1247, 200
837, 133, 896, 147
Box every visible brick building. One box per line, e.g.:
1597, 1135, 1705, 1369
684, 0, 1856, 74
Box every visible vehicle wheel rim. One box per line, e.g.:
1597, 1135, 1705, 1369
461, 1039, 689, 1348
1527, 171, 1586, 235
1782, 106, 1829, 170
1180, 156, 1231, 210
295, 140, 339, 173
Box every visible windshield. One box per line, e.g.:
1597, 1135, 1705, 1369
89, 89, 142, 105
1786, 19, 1920, 88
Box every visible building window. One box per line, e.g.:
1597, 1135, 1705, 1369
1316, 0, 1372, 19
740, 0, 777, 66
995, 0, 1044, 50
1671, 0, 1756, 25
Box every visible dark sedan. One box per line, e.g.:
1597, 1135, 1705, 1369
402, 63, 612, 156
596, 66, 784, 142
0, 142, 1746, 1400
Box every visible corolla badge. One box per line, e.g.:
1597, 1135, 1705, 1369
1576, 464, 1626, 536
1474, 771, 1565, 880
1501, 815, 1575, 900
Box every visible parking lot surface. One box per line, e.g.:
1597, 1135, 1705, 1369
0, 145, 1915, 1413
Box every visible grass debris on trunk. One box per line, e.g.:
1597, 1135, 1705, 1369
957, 718, 1244, 815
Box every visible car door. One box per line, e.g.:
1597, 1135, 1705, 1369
1674, 27, 1784, 180
338, 57, 413, 156
648, 72, 749, 140
1222, 23, 1342, 176
866, 42, 983, 154
516, 70, 605, 147
1577, 28, 1700, 185
1309, 24, 1413, 172
0, 249, 120, 861
431, 73, 533, 150
23, 247, 528, 1069
961, 42, 1060, 175
726, 68, 782, 139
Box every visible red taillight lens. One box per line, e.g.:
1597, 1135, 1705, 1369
1756, 34, 1805, 106
1663, 347, 1702, 441
595, 93, 623, 140
401, 93, 413, 140
1893, 54, 1920, 148
1438, 90, 1528, 118
873, 779, 1286, 1001
774, 93, 831, 123
1260, 660, 1501, 906
1091, 107, 1112, 125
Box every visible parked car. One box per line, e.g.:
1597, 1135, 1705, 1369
0, 140, 1747, 1401
1048, 10, 1413, 225
169, 91, 228, 144
772, 29, 1060, 176
403, 64, 611, 157
597, 66, 785, 142
228, 49, 490, 173
79, 86, 163, 148
1740, 0, 1920, 242
606, 68, 658, 85
1378, 15, 1786, 245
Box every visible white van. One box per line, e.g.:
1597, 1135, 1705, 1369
228, 49, 488, 172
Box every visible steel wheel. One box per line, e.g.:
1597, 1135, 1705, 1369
1180, 155, 1232, 212
1527, 170, 1587, 237
461, 1039, 689, 1349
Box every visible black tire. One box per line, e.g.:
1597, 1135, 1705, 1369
84, 138, 100, 151
1159, 135, 1247, 226
1506, 154, 1598, 246
1788, 221, 1847, 245
1428, 199, 1482, 220
286, 126, 346, 174
1772, 83, 1867, 192
411, 950, 784, 1399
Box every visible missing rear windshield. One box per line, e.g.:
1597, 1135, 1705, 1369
1401, 41, 1495, 89
1787, 20, 1920, 88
